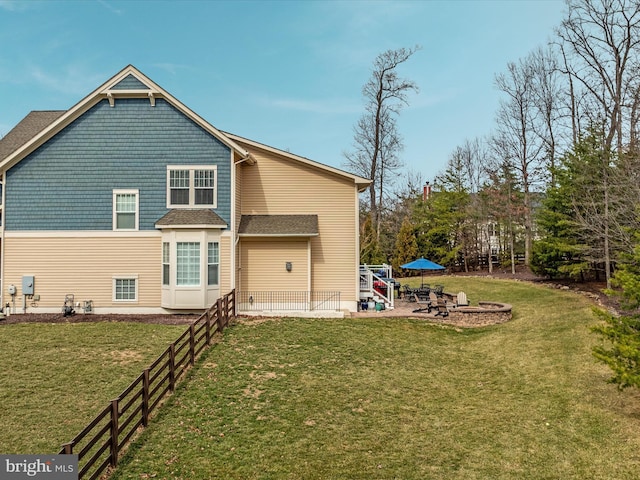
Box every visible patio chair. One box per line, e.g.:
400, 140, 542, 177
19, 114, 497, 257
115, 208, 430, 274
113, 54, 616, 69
429, 291, 449, 317
456, 291, 469, 307
402, 285, 415, 301
415, 287, 430, 301
433, 284, 444, 296
412, 294, 432, 313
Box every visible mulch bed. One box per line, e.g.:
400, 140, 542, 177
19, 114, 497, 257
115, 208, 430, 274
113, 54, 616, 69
0, 313, 200, 326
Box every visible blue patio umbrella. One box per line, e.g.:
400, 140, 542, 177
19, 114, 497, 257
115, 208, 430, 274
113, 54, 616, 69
400, 257, 445, 285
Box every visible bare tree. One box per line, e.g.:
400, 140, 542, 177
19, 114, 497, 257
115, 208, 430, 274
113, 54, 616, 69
554, 0, 640, 287
557, 0, 640, 153
494, 58, 546, 266
344, 46, 420, 240
530, 46, 565, 180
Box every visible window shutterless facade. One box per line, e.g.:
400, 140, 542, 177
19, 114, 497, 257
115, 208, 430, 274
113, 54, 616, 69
114, 276, 138, 302
208, 242, 219, 286
176, 242, 200, 286
158, 232, 222, 310
113, 189, 139, 230
167, 166, 217, 208
162, 242, 170, 286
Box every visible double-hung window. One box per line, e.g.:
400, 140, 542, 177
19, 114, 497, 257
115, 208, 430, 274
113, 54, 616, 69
113, 189, 139, 230
208, 242, 219, 286
162, 242, 170, 286
167, 166, 217, 208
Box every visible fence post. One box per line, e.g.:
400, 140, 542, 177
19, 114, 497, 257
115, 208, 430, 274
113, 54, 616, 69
217, 298, 224, 329
61, 442, 73, 455
169, 344, 176, 392
213, 303, 221, 333
205, 308, 212, 346
189, 324, 196, 366
142, 368, 150, 428
231, 289, 236, 317
110, 399, 119, 468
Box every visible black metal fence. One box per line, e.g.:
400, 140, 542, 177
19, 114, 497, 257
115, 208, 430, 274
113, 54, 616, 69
237, 290, 341, 312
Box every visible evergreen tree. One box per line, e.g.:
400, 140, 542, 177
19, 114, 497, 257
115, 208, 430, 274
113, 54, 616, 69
532, 129, 626, 284
412, 188, 467, 267
531, 157, 588, 279
592, 231, 640, 389
392, 216, 419, 273
360, 214, 385, 264
481, 162, 525, 273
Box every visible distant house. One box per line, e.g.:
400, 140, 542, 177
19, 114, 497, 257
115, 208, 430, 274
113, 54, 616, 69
0, 65, 369, 316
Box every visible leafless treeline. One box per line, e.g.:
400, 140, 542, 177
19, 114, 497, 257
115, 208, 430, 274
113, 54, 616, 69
354, 0, 640, 286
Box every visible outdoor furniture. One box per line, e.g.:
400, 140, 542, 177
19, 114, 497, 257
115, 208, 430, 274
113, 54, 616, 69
429, 291, 449, 317
415, 287, 430, 301
433, 284, 444, 296
412, 294, 432, 313
456, 291, 469, 307
400, 257, 445, 285
402, 285, 416, 300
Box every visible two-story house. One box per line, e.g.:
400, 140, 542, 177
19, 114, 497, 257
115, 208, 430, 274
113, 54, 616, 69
0, 65, 369, 316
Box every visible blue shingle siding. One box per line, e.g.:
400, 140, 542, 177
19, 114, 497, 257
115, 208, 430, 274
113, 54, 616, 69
5, 98, 232, 231
111, 74, 149, 90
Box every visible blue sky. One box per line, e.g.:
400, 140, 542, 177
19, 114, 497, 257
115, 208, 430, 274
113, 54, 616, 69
0, 0, 565, 180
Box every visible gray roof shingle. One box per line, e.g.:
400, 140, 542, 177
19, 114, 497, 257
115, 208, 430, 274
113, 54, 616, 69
0, 110, 66, 161
238, 214, 319, 236
155, 209, 228, 228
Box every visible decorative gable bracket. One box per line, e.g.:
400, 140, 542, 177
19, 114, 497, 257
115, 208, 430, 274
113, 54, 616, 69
105, 89, 158, 107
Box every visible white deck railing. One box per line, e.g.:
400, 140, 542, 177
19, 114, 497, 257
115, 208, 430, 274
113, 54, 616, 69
359, 264, 395, 309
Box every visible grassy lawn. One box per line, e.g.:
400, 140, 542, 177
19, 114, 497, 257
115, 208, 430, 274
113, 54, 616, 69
0, 321, 185, 453
109, 277, 640, 480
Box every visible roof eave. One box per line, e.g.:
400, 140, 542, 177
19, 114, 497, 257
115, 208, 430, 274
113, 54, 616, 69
1, 65, 250, 171
155, 223, 228, 230
238, 233, 319, 237
224, 132, 371, 188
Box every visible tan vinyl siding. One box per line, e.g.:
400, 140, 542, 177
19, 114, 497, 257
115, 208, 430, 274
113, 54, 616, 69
234, 161, 242, 290
220, 235, 231, 294
235, 161, 243, 234
4, 235, 161, 308
240, 238, 308, 292
237, 146, 357, 300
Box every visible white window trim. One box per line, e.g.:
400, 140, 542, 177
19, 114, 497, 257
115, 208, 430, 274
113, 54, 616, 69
166, 165, 217, 209
113, 189, 140, 231
162, 242, 170, 287
176, 241, 201, 287
208, 241, 220, 286
113, 275, 139, 303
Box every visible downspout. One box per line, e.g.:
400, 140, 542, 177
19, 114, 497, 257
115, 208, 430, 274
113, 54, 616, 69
308, 237, 312, 311
232, 152, 253, 294
354, 185, 361, 311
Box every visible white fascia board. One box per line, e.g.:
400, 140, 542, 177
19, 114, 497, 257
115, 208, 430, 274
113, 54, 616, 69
238, 233, 319, 238
154, 224, 228, 230
224, 132, 372, 191
0, 65, 252, 171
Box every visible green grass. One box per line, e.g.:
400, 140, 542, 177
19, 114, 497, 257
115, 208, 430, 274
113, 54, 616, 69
108, 277, 640, 479
0, 322, 185, 453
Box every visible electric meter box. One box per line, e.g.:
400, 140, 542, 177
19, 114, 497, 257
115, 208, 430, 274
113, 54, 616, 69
22, 276, 35, 296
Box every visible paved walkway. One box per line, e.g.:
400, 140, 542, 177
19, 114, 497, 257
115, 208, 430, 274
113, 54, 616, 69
350, 299, 440, 318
